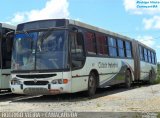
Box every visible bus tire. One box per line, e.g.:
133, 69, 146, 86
87, 72, 97, 97
149, 71, 154, 84
125, 70, 131, 88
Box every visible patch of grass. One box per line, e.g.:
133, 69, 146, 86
157, 112, 160, 118
154, 63, 160, 84
154, 76, 160, 84
153, 74, 160, 84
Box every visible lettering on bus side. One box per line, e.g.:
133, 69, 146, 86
98, 62, 118, 68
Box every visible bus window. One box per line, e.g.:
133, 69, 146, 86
108, 37, 117, 57
144, 48, 148, 62
117, 39, 125, 57
96, 34, 108, 55
1, 28, 14, 69
85, 32, 96, 55
125, 41, 132, 58
151, 52, 154, 64
148, 50, 151, 63
70, 32, 85, 69
139, 46, 144, 61
154, 53, 157, 64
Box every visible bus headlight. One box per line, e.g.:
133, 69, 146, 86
51, 79, 68, 84
51, 79, 63, 84
11, 78, 22, 85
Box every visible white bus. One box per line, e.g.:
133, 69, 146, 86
10, 19, 157, 96
0, 23, 15, 90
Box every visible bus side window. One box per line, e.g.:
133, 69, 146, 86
85, 32, 96, 55
117, 39, 125, 57
70, 32, 85, 69
96, 34, 108, 56
1, 28, 14, 69
125, 41, 132, 58
144, 48, 148, 62
139, 46, 144, 61
108, 37, 117, 57
151, 52, 154, 64
148, 50, 151, 63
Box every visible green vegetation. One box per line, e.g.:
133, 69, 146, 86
154, 62, 160, 84
157, 113, 160, 118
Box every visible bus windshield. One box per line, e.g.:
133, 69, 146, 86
12, 30, 68, 71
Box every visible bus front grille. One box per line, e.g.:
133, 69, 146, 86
16, 74, 56, 79
24, 81, 49, 85
23, 88, 49, 95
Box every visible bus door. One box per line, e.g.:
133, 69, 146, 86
0, 27, 14, 89
69, 31, 87, 92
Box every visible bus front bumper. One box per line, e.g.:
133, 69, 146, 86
11, 84, 71, 95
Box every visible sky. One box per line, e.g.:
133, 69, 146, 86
0, 0, 160, 62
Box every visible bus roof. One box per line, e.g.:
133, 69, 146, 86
15, 19, 155, 52
68, 19, 134, 41
0, 23, 16, 30
68, 19, 155, 52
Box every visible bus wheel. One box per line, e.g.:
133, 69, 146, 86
87, 73, 97, 97
149, 71, 154, 84
125, 70, 131, 88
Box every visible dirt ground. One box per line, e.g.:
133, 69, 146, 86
0, 84, 160, 113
